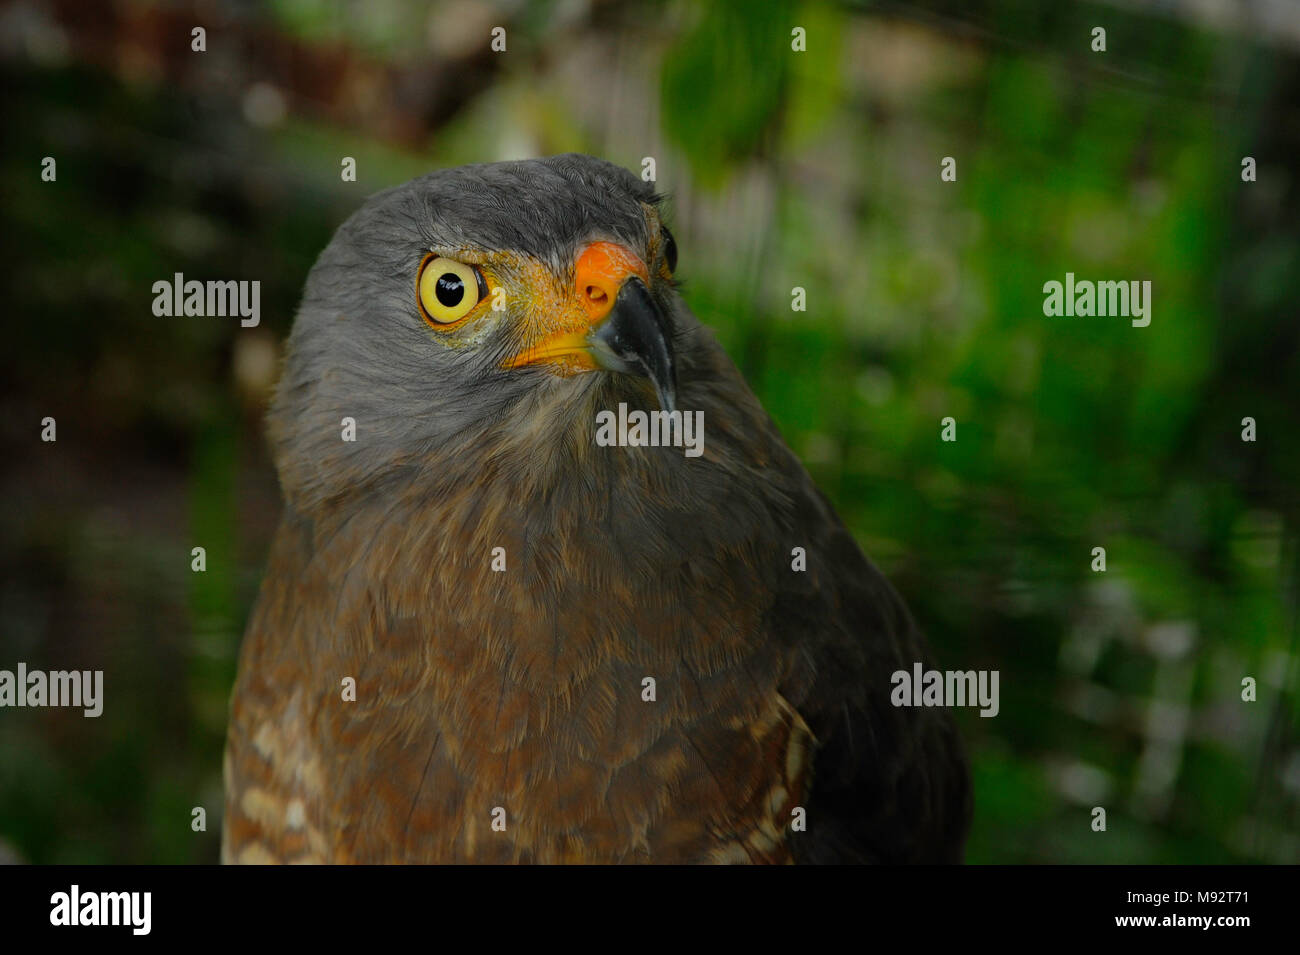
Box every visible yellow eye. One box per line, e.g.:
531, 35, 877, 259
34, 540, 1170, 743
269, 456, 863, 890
417, 254, 487, 327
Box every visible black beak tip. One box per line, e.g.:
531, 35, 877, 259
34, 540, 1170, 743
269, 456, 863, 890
655, 379, 677, 415
590, 277, 678, 413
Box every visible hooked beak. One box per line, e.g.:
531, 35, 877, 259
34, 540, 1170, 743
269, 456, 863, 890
587, 277, 677, 413
502, 241, 677, 412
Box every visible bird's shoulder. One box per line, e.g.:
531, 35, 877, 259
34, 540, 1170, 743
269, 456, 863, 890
685, 330, 972, 862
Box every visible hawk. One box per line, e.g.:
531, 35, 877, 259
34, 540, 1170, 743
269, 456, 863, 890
222, 154, 970, 863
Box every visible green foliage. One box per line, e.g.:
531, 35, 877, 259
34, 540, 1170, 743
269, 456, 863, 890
661, 0, 796, 185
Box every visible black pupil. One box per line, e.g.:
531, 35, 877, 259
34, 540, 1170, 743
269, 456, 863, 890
435, 273, 464, 307
663, 229, 678, 272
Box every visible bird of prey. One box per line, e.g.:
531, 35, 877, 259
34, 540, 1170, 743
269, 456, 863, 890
222, 154, 970, 864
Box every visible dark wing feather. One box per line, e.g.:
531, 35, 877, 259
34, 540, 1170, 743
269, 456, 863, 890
777, 485, 972, 863
682, 325, 973, 863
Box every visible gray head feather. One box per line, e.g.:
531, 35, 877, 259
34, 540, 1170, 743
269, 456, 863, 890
269, 154, 682, 512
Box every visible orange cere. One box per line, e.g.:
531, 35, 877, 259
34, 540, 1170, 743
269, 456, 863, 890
573, 241, 650, 322
503, 241, 650, 372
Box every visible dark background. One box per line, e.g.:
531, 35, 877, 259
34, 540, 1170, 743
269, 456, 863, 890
1, 0, 1297, 863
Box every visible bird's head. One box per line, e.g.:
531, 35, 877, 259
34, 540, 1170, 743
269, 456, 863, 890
269, 154, 693, 510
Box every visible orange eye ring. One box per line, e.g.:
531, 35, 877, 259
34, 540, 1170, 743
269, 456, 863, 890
417, 253, 488, 328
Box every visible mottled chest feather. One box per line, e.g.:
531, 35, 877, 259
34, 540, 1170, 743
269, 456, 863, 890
223, 458, 815, 863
